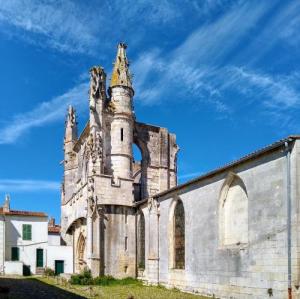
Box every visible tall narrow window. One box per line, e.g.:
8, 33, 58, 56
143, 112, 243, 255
22, 224, 32, 241
221, 174, 248, 246
121, 128, 124, 141
125, 208, 128, 224
137, 212, 145, 269
174, 200, 185, 269
125, 236, 128, 251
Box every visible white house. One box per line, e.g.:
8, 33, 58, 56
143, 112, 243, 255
0, 195, 73, 276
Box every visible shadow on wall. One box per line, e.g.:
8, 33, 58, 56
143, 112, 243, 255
0, 277, 86, 299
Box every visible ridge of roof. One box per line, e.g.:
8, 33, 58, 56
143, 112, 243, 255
48, 225, 61, 233
152, 135, 300, 199
0, 207, 47, 217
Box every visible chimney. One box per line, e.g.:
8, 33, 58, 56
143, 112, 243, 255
48, 217, 55, 227
3, 194, 10, 212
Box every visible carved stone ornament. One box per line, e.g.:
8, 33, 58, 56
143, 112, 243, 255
87, 177, 94, 200
148, 197, 160, 214
67, 107, 76, 127
89, 66, 106, 111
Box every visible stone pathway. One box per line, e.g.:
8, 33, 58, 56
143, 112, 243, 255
0, 277, 86, 299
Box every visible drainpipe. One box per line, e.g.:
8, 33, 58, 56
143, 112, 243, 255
157, 205, 160, 285
285, 141, 292, 299
2, 215, 5, 275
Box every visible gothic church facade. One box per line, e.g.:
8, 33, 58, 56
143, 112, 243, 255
61, 44, 300, 299
61, 43, 178, 278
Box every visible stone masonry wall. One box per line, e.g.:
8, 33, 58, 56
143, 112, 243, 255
150, 146, 296, 299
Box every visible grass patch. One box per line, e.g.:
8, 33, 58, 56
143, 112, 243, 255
37, 276, 210, 299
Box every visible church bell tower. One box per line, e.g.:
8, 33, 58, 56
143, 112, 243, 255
108, 43, 134, 179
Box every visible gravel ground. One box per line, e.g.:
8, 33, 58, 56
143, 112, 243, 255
0, 277, 86, 299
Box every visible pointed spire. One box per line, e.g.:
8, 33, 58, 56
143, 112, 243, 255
64, 105, 77, 143
110, 43, 133, 92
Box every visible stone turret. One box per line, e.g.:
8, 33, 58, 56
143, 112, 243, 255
64, 105, 77, 155
88, 67, 107, 175
63, 106, 78, 204
108, 43, 134, 179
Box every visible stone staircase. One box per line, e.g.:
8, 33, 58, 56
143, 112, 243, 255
35, 267, 45, 275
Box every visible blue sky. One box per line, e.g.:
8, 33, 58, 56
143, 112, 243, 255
0, 0, 300, 222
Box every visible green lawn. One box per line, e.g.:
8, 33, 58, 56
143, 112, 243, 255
37, 277, 210, 299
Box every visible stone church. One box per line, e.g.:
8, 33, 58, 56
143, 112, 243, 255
61, 43, 300, 299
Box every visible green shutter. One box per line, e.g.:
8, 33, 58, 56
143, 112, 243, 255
28, 225, 32, 240
11, 247, 19, 261
22, 224, 32, 240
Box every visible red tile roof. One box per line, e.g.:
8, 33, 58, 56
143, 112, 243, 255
48, 225, 61, 234
0, 207, 47, 217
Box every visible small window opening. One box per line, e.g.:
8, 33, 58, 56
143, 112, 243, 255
121, 128, 124, 141
125, 236, 128, 251
125, 209, 128, 224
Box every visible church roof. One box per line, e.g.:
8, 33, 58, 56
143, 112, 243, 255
149, 135, 300, 200
0, 207, 47, 217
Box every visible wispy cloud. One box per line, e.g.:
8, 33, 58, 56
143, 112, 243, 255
0, 82, 88, 144
132, 0, 300, 123
0, 0, 241, 55
0, 179, 60, 192
0, 0, 98, 54
225, 67, 300, 110
133, 1, 271, 106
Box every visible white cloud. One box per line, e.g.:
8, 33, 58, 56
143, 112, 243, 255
0, 82, 88, 144
132, 1, 270, 106
225, 67, 300, 110
0, 0, 242, 55
0, 0, 98, 54
132, 0, 300, 121
0, 179, 60, 192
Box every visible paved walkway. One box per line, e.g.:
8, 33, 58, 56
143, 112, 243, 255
0, 277, 86, 299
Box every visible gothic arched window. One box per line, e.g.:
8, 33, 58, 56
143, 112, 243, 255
174, 199, 185, 269
220, 173, 248, 247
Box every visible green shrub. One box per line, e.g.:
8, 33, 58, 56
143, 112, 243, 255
70, 270, 142, 286
44, 267, 55, 277
70, 268, 93, 285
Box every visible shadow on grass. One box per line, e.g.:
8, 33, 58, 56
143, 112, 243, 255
0, 277, 86, 299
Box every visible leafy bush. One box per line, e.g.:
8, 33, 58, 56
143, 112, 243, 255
70, 269, 142, 286
70, 268, 93, 285
44, 267, 55, 277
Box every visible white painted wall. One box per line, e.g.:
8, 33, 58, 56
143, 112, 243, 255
5, 215, 48, 275
47, 245, 73, 274
48, 234, 61, 246
1, 214, 73, 276
4, 261, 23, 275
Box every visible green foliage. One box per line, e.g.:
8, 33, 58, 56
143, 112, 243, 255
70, 268, 93, 285
70, 270, 141, 286
93, 276, 141, 286
44, 267, 55, 277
